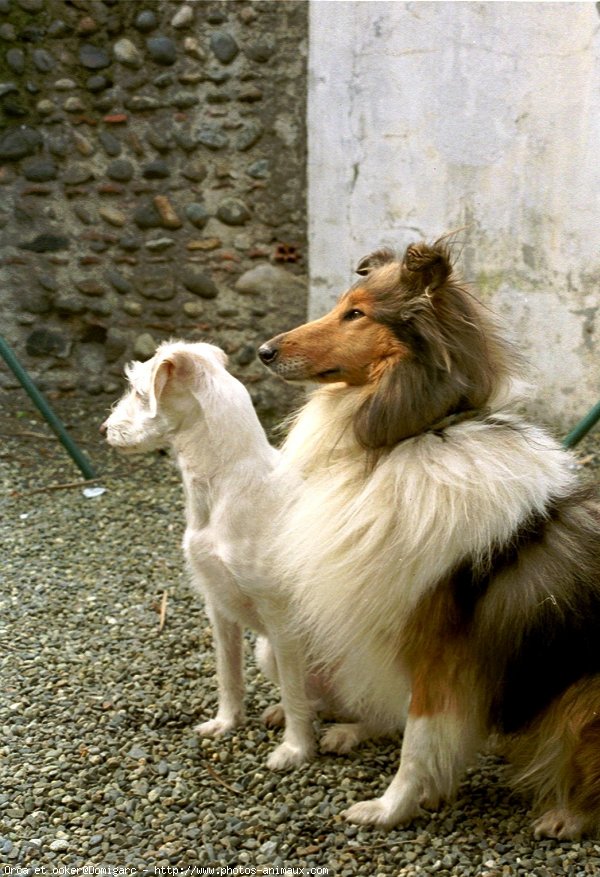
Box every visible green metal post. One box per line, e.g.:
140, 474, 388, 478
0, 334, 97, 480
563, 400, 600, 449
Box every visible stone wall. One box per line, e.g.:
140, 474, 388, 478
0, 0, 308, 428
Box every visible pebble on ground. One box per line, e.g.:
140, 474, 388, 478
2, 392, 600, 875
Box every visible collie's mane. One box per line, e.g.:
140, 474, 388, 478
352, 240, 519, 454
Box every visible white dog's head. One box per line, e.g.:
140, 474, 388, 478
101, 340, 229, 453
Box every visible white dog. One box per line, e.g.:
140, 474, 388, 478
101, 340, 315, 769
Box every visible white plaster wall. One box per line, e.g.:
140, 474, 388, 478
308, 0, 600, 427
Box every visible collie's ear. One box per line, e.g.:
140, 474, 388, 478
356, 247, 395, 276
402, 241, 452, 293
354, 357, 465, 450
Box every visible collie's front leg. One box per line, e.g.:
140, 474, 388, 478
343, 710, 481, 828
195, 603, 245, 736
266, 634, 315, 770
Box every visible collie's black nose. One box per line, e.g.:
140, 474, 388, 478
258, 343, 279, 365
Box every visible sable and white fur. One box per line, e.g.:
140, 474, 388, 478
101, 340, 315, 769
258, 241, 600, 838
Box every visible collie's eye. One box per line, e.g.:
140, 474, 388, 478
343, 308, 365, 322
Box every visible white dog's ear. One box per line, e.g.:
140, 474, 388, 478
211, 346, 228, 368
148, 356, 174, 417
149, 349, 205, 416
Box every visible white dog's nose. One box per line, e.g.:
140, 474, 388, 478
99, 420, 108, 436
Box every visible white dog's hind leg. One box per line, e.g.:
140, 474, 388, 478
255, 635, 279, 682
321, 678, 409, 754
321, 722, 384, 754
254, 636, 286, 727
196, 606, 245, 737
266, 635, 316, 770
261, 703, 286, 728
342, 711, 480, 828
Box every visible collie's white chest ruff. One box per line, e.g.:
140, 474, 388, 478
277, 390, 576, 724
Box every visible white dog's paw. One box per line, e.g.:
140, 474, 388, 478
321, 723, 362, 754
266, 741, 314, 771
342, 797, 417, 829
533, 808, 585, 840
195, 715, 243, 737
261, 703, 285, 728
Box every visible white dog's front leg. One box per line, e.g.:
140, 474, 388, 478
196, 605, 245, 737
343, 711, 480, 828
266, 634, 315, 770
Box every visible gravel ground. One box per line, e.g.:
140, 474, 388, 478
1, 386, 600, 876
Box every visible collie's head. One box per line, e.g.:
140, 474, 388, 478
259, 240, 516, 449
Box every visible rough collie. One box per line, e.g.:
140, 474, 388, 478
258, 240, 600, 839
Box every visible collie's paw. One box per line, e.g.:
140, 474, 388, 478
342, 797, 417, 829
321, 723, 362, 754
195, 715, 243, 737
261, 703, 285, 728
533, 808, 585, 840
267, 741, 314, 771
343, 798, 397, 828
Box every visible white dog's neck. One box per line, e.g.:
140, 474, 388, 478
169, 384, 278, 531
